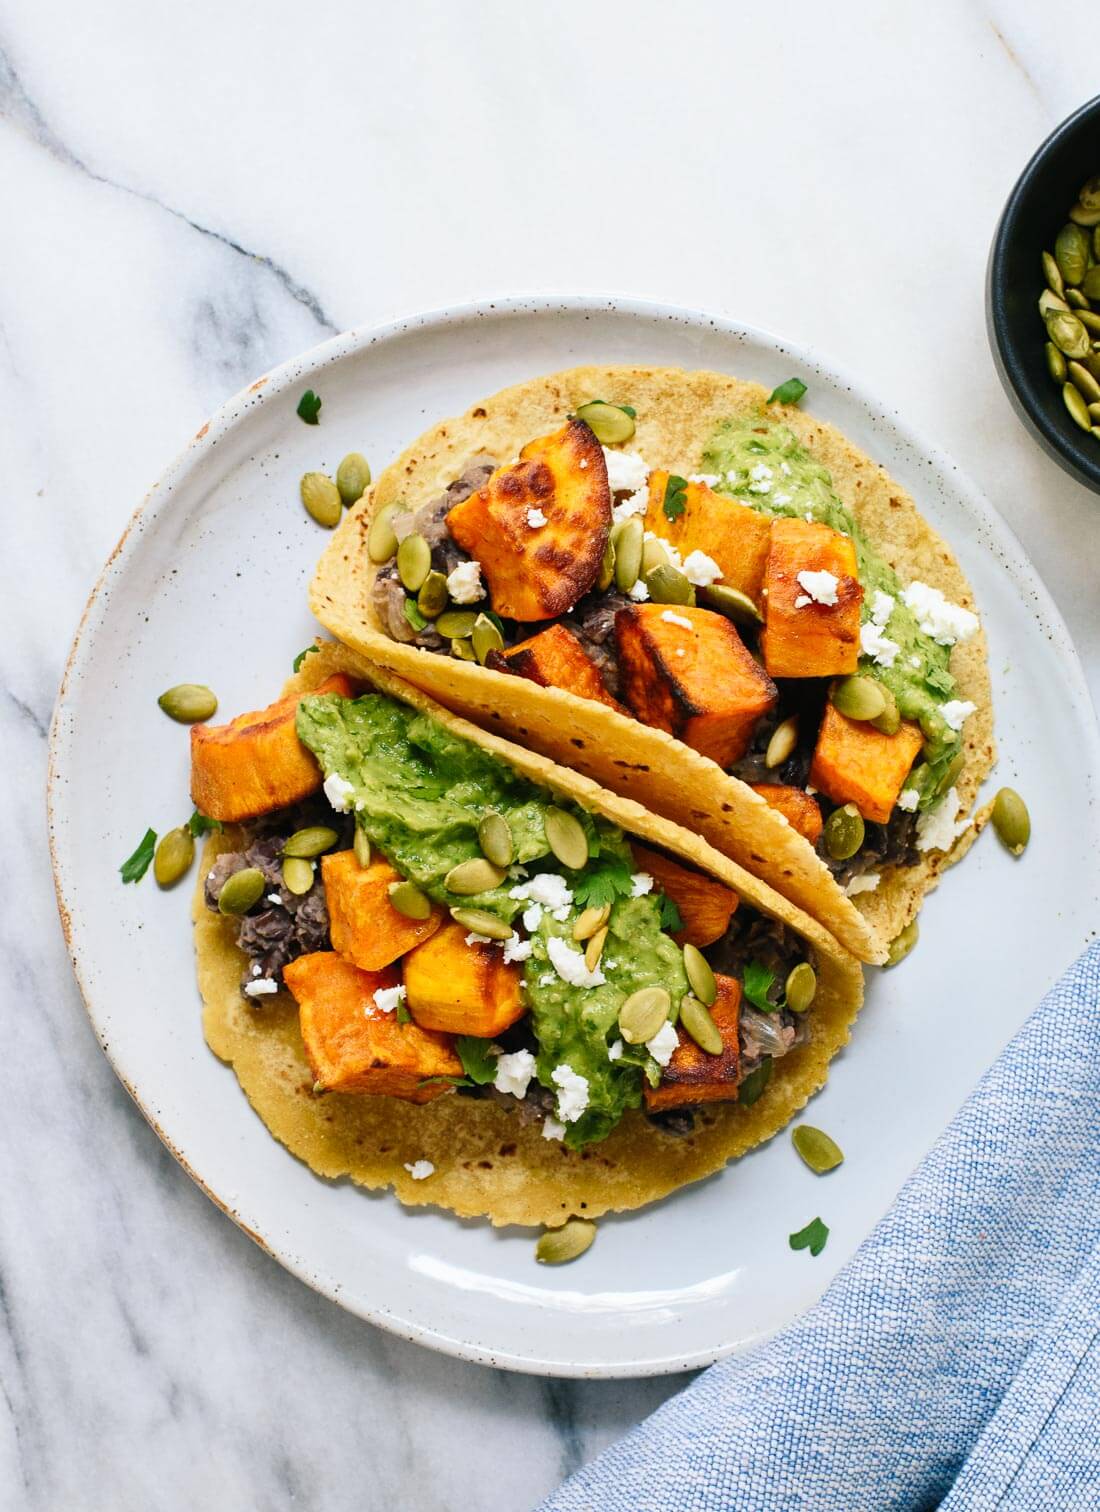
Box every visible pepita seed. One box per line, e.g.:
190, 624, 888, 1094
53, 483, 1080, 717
218, 867, 266, 916
451, 638, 477, 661
885, 917, 919, 967
791, 1125, 844, 1174
449, 906, 513, 940
281, 856, 315, 895
738, 1057, 772, 1105
1045, 342, 1068, 383
444, 857, 507, 895
435, 609, 478, 640
1064, 382, 1092, 431
641, 536, 670, 573
935, 750, 966, 797
367, 501, 400, 563
1078, 309, 1100, 334
472, 613, 504, 665
335, 452, 371, 506
1080, 176, 1100, 212
478, 812, 515, 869
535, 1218, 596, 1265
597, 536, 616, 592
698, 583, 763, 625
1069, 201, 1100, 228
300, 471, 342, 528
157, 683, 218, 724
1046, 310, 1091, 359
1055, 222, 1090, 286
679, 994, 723, 1055
645, 563, 696, 606
1042, 250, 1065, 298
153, 827, 194, 888
765, 716, 798, 769
992, 787, 1030, 856
870, 683, 901, 736
619, 987, 672, 1045
1083, 267, 1100, 301
417, 570, 449, 619
1038, 288, 1069, 316
354, 828, 371, 868
1068, 360, 1100, 404
785, 962, 817, 1014
1089, 403, 1100, 422
682, 943, 717, 1006
575, 400, 636, 446
388, 880, 433, 920
397, 533, 432, 592
572, 904, 611, 942
283, 826, 340, 859
614, 516, 644, 593
1066, 288, 1091, 310
544, 808, 589, 870
831, 675, 887, 722
823, 803, 865, 861
584, 927, 608, 973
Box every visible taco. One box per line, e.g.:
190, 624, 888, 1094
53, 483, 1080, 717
191, 643, 862, 1228
309, 366, 994, 965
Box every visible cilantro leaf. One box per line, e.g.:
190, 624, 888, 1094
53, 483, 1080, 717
743, 960, 781, 1012
396, 1000, 411, 1025
188, 810, 221, 838
456, 1036, 499, 1085
417, 1075, 473, 1089
572, 856, 634, 911
738, 1056, 772, 1106
789, 1216, 829, 1257
404, 597, 428, 632
293, 644, 320, 673
120, 828, 157, 884
657, 893, 683, 933
296, 389, 322, 425
662, 474, 688, 522
767, 378, 807, 406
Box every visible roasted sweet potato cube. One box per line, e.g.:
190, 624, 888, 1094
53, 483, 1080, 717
190, 674, 355, 822
809, 703, 924, 824
498, 623, 626, 713
615, 603, 777, 768
403, 922, 526, 1038
644, 973, 743, 1110
748, 783, 824, 844
645, 471, 772, 602
759, 518, 862, 679
446, 419, 611, 621
321, 851, 444, 971
630, 843, 739, 948
283, 952, 461, 1101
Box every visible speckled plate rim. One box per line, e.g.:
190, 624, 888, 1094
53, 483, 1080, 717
48, 294, 1100, 1377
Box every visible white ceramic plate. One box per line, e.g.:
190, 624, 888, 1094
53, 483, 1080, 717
49, 297, 1100, 1378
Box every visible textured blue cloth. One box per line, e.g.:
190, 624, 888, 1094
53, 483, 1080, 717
541, 942, 1100, 1511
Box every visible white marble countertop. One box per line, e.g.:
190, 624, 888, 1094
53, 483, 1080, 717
7, 2, 1100, 1506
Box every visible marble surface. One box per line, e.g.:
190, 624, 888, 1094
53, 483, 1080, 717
6, 2, 1100, 1506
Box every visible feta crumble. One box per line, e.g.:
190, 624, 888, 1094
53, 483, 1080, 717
510, 873, 573, 916
526, 507, 547, 528
612, 489, 649, 523
915, 786, 970, 853
494, 1048, 536, 1100
646, 1020, 680, 1067
446, 559, 484, 604
860, 619, 901, 668
644, 531, 683, 570
628, 578, 651, 602
660, 610, 694, 630
845, 873, 881, 896
870, 590, 895, 626
403, 1160, 435, 1180
795, 569, 839, 606
897, 786, 920, 812
372, 984, 407, 1015
323, 772, 357, 812
940, 699, 976, 732
900, 581, 979, 646
502, 933, 533, 964
243, 978, 278, 998
682, 549, 722, 587
688, 473, 720, 486
608, 1039, 624, 1062
602, 447, 649, 495
522, 903, 544, 931
546, 936, 606, 988
266, 892, 283, 906
630, 872, 654, 897
551, 1063, 590, 1122
465, 931, 494, 946
748, 463, 774, 494
542, 1116, 565, 1142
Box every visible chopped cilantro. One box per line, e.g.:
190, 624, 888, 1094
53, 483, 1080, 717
789, 1216, 829, 1257
396, 1000, 411, 1025
572, 856, 635, 911
120, 828, 157, 884
743, 959, 782, 1012
767, 378, 807, 406
657, 893, 684, 933
738, 1057, 772, 1106
925, 666, 956, 696
188, 810, 222, 838
404, 598, 429, 632
417, 1075, 472, 1089
293, 644, 320, 673
456, 1036, 499, 1085
296, 389, 322, 425
662, 474, 688, 522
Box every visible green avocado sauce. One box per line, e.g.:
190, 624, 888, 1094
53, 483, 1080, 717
296, 692, 687, 1147
701, 418, 963, 799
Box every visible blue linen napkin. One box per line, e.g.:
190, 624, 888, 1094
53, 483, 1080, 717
540, 941, 1100, 1511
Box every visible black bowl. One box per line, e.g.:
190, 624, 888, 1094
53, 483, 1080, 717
987, 95, 1100, 495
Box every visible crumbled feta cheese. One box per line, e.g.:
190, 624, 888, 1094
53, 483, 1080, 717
795, 569, 839, 606
551, 1063, 590, 1122
266, 892, 283, 906
608, 1039, 624, 1062
578, 458, 588, 469
465, 931, 494, 946
897, 786, 920, 812
630, 872, 654, 897
542, 1116, 565, 1141
612, 488, 649, 523
644, 531, 682, 570
522, 904, 543, 932
324, 772, 357, 812
403, 1160, 435, 1180
510, 874, 573, 921
845, 873, 881, 896
526, 507, 547, 528
546, 936, 606, 988
628, 578, 650, 602
910, 656, 921, 669
494, 1048, 535, 1099
372, 985, 407, 1014
794, 595, 812, 609
251, 963, 262, 976
900, 581, 979, 646
602, 447, 649, 495
646, 1020, 680, 1067
539, 973, 555, 987
446, 559, 484, 604
660, 610, 693, 630
682, 549, 722, 587
915, 786, 970, 853
688, 473, 720, 486
502, 933, 533, 964
243, 978, 278, 997
748, 463, 773, 494
940, 699, 976, 732
860, 619, 901, 668
870, 590, 895, 626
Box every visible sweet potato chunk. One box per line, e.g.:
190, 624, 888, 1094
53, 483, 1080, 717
497, 623, 626, 713
809, 703, 924, 824
615, 604, 777, 768
190, 674, 355, 822
283, 952, 460, 1101
630, 843, 739, 948
759, 518, 862, 679
645, 471, 772, 602
644, 973, 743, 1110
446, 419, 611, 621
321, 852, 444, 971
403, 922, 526, 1038
748, 783, 824, 844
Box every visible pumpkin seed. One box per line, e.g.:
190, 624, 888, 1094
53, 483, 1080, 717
417, 570, 449, 619
646, 563, 696, 606
478, 812, 515, 869
1046, 310, 1091, 359
614, 517, 644, 593
1038, 287, 1069, 316
354, 828, 371, 868
1064, 382, 1092, 431
870, 683, 901, 736
1055, 222, 1090, 286
698, 583, 763, 625
823, 803, 865, 861
388, 880, 432, 920
449, 906, 513, 940
1090, 403, 1100, 422
792, 1125, 844, 1174
642, 536, 670, 573
679, 994, 723, 1055
153, 827, 194, 888
396, 533, 432, 592
885, 917, 919, 967
1042, 250, 1065, 298
935, 749, 966, 797
157, 683, 218, 724
544, 808, 589, 870
218, 867, 266, 916
1080, 176, 1100, 212
281, 856, 314, 895
765, 716, 798, 769
1095, 225, 1100, 259
367, 501, 400, 563
444, 857, 507, 895
1066, 288, 1091, 310
992, 787, 1030, 856
1069, 361, 1100, 405
283, 826, 340, 858
738, 1057, 772, 1105
619, 986, 672, 1045
1083, 267, 1100, 301
1077, 309, 1100, 334
575, 400, 635, 445
832, 675, 887, 722
682, 943, 717, 1006
535, 1218, 596, 1265
335, 452, 371, 506
1045, 342, 1068, 383
300, 471, 342, 528
572, 904, 611, 942
584, 927, 609, 973
1069, 201, 1100, 228
436, 609, 479, 640
472, 613, 504, 665
785, 962, 818, 1014
597, 536, 616, 592
451, 638, 477, 661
